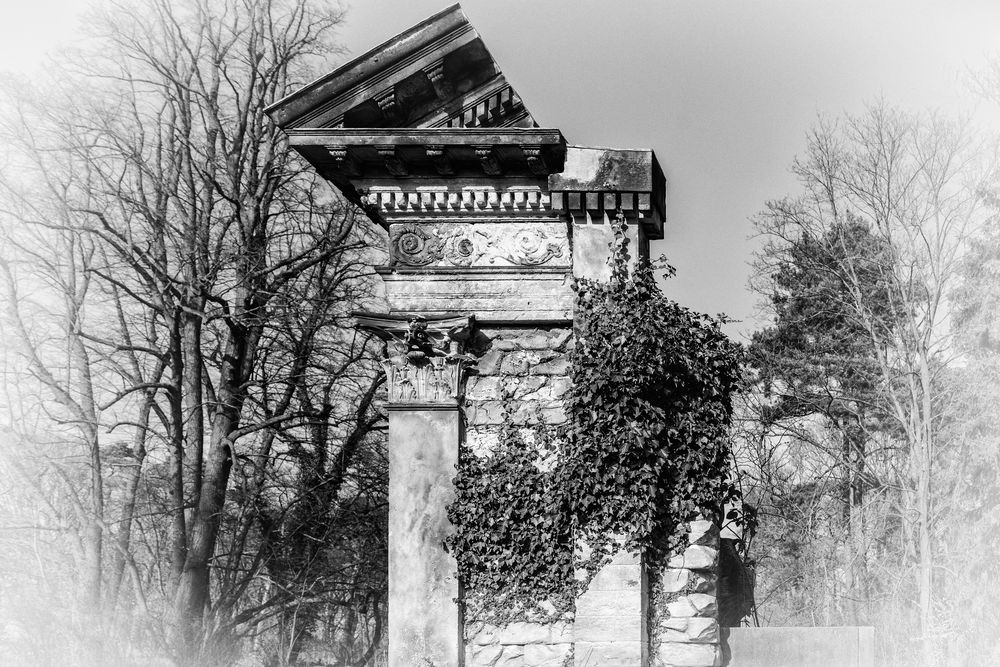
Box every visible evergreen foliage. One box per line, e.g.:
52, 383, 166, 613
448, 216, 745, 621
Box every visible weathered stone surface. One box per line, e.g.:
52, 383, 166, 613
381, 272, 574, 321
549, 329, 573, 349
588, 563, 645, 592
571, 221, 646, 282
387, 408, 461, 667
661, 567, 690, 593
684, 617, 720, 643
573, 613, 647, 643
519, 332, 561, 350
660, 616, 688, 632
500, 351, 538, 376
511, 376, 547, 398
575, 547, 646, 666
540, 406, 567, 424
465, 400, 506, 426
532, 357, 570, 376
467, 430, 500, 457
472, 643, 504, 665
688, 571, 717, 595
574, 640, 644, 667
686, 593, 718, 616
546, 377, 572, 399
688, 519, 719, 546
498, 622, 549, 645
665, 597, 698, 618
668, 544, 718, 570
471, 624, 501, 645
494, 338, 522, 351
658, 627, 691, 642
549, 622, 573, 644
523, 642, 572, 666
664, 590, 719, 618
495, 644, 525, 666
656, 641, 721, 667
576, 592, 645, 618
466, 376, 502, 400
476, 349, 505, 374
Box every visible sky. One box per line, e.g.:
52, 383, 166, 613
2, 0, 998, 338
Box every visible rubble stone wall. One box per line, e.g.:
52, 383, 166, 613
460, 327, 723, 667
462, 325, 574, 667
464, 326, 573, 454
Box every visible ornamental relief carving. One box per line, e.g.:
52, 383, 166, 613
356, 314, 475, 405
381, 356, 466, 403
389, 223, 567, 268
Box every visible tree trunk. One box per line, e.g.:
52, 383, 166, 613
108, 394, 154, 607
174, 321, 260, 655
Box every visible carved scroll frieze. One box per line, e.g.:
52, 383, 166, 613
390, 225, 445, 266
389, 222, 568, 268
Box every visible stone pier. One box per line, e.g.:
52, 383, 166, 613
575, 546, 648, 666
653, 520, 723, 667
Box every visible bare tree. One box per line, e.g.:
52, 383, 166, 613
0, 0, 391, 663
751, 103, 992, 664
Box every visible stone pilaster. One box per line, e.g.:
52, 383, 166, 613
575, 543, 648, 667
356, 314, 475, 667
653, 520, 722, 667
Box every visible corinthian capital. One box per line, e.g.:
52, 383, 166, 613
354, 312, 475, 406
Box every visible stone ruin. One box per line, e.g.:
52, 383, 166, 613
266, 4, 740, 666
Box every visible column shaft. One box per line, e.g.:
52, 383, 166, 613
388, 407, 462, 667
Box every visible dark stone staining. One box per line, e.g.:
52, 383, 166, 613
395, 70, 440, 125
442, 40, 497, 98
343, 98, 384, 128
341, 39, 498, 130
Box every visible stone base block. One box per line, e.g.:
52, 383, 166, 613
655, 641, 722, 667
575, 640, 644, 667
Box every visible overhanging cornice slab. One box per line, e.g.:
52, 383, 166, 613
266, 4, 469, 128
549, 146, 667, 239
290, 127, 567, 183
265, 4, 536, 131
287, 127, 564, 147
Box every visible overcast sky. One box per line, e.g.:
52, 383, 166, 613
2, 0, 998, 338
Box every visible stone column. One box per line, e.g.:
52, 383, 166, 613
356, 314, 475, 667
387, 406, 461, 666
654, 519, 722, 667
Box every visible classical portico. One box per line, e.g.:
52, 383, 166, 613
266, 5, 725, 667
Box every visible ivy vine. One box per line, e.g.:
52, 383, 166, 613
447, 215, 745, 623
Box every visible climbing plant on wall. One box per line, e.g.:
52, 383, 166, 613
447, 215, 745, 622
564, 219, 744, 565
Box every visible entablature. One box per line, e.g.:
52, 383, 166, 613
270, 3, 669, 322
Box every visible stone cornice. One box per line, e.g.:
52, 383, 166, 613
265, 4, 537, 132
549, 146, 667, 239
266, 4, 471, 128
287, 127, 563, 147
288, 128, 566, 182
